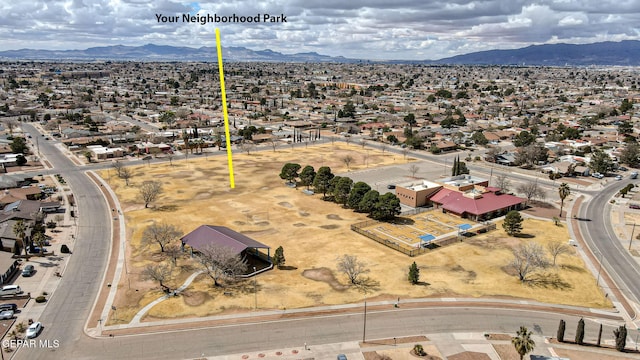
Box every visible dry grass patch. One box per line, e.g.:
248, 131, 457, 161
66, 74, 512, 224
101, 144, 610, 323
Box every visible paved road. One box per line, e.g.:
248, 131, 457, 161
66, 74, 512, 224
15, 305, 623, 359
578, 178, 640, 306
15, 124, 112, 360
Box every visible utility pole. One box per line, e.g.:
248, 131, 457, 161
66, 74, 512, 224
630, 223, 637, 250
253, 267, 257, 310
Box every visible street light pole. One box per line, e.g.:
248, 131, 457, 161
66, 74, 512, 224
362, 300, 367, 343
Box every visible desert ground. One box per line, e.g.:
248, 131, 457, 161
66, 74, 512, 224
99, 143, 610, 325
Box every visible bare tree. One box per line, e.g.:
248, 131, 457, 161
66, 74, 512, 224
345, 136, 352, 146
547, 241, 571, 266
167, 153, 174, 166
239, 141, 255, 155
113, 160, 124, 178
408, 164, 420, 177
517, 180, 544, 204
2, 118, 18, 135
495, 173, 512, 193
361, 139, 367, 148
342, 155, 354, 171
509, 242, 549, 282
269, 139, 279, 152
142, 263, 172, 290
379, 142, 388, 153
139, 180, 163, 208
362, 152, 370, 167
142, 222, 182, 252
401, 147, 410, 160
119, 167, 133, 186
175, 107, 190, 120
164, 243, 182, 266
198, 245, 248, 287
337, 254, 369, 285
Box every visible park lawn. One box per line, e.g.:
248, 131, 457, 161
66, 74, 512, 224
101, 143, 610, 324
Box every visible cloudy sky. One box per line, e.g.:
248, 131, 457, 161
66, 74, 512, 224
1, 0, 639, 60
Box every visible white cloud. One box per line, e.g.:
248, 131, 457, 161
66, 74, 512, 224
0, 0, 638, 60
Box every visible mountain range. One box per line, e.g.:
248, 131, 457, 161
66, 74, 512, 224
1, 40, 640, 66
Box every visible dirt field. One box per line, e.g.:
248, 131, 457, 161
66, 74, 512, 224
100, 143, 610, 325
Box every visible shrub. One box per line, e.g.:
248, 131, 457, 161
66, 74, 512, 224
35, 296, 46, 303
61, 244, 70, 254
413, 344, 426, 356
46, 220, 57, 229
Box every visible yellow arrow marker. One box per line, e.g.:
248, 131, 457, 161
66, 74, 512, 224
215, 28, 235, 188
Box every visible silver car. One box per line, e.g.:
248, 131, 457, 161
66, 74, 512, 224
0, 310, 13, 320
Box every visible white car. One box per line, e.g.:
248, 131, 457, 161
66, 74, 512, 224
26, 322, 42, 339
616, 175, 623, 180
0, 310, 13, 320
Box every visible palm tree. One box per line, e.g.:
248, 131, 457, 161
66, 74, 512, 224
12, 220, 28, 257
32, 231, 47, 255
512, 326, 535, 360
558, 183, 571, 217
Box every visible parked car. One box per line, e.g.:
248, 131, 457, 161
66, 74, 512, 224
0, 310, 14, 320
21, 265, 34, 277
615, 175, 623, 181
337, 355, 348, 360
387, 184, 396, 189
26, 322, 42, 339
0, 303, 18, 312
29, 246, 46, 254
0, 285, 22, 296
630, 204, 640, 209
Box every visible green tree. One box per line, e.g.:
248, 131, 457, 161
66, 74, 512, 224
502, 210, 523, 236
471, 131, 488, 145
272, 246, 285, 269
404, 113, 416, 126
32, 231, 47, 255
435, 89, 452, 98
371, 193, 401, 220
575, 318, 585, 345
513, 131, 536, 147
511, 326, 535, 360
159, 111, 176, 125
620, 98, 633, 114
557, 319, 566, 342
558, 183, 571, 217
279, 163, 301, 184
386, 134, 398, 144
313, 166, 334, 200
10, 137, 28, 154
347, 182, 371, 209
614, 325, 626, 351
342, 101, 356, 118
618, 120, 633, 136
589, 149, 613, 174
299, 165, 316, 190
357, 190, 380, 213
408, 261, 420, 284
15, 155, 27, 166
12, 219, 28, 258
333, 177, 354, 206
